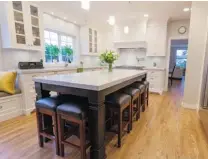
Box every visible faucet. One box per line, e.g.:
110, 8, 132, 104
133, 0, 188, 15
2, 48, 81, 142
64, 62, 68, 67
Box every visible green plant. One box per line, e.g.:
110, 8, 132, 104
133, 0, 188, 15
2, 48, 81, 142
45, 44, 60, 59
99, 50, 119, 64
61, 45, 73, 63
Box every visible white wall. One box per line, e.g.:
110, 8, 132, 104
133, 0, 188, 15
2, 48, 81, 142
43, 13, 80, 65
164, 19, 190, 91
168, 20, 190, 38
183, 2, 208, 109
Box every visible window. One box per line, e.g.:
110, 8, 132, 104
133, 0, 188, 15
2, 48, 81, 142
44, 30, 74, 63
89, 28, 98, 53
176, 49, 187, 68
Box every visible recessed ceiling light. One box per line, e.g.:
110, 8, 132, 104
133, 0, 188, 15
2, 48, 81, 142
81, 0, 90, 10
108, 16, 115, 25
124, 26, 129, 34
183, 8, 190, 12
74, 21, 76, 23
51, 12, 54, 15
64, 17, 67, 20
144, 14, 149, 17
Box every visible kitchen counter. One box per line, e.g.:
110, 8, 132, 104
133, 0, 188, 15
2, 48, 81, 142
33, 69, 147, 91
17, 65, 106, 74
114, 65, 165, 71
143, 67, 165, 71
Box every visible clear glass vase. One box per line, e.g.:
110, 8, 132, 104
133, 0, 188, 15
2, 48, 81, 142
108, 63, 113, 72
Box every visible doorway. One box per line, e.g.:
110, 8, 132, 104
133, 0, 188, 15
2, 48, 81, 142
168, 39, 188, 93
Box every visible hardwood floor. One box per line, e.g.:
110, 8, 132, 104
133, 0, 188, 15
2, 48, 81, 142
1, 80, 208, 159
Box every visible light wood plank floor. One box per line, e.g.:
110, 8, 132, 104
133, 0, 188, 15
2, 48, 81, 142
1, 81, 208, 159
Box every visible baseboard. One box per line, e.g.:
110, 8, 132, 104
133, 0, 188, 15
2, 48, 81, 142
181, 102, 197, 109
150, 88, 163, 95
23, 108, 35, 115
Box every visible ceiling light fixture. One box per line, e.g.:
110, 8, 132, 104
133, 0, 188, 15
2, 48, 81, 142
51, 12, 54, 15
124, 26, 129, 34
108, 16, 115, 25
64, 17, 67, 20
183, 8, 190, 12
74, 21, 77, 23
81, 0, 90, 10
144, 14, 149, 17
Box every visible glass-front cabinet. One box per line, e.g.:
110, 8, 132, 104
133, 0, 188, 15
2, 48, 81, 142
0, 1, 43, 50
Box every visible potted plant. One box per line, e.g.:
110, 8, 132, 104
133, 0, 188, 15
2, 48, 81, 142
61, 45, 73, 63
45, 44, 60, 63
99, 50, 119, 72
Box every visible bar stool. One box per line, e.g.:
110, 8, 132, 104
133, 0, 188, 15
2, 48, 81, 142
122, 87, 140, 130
131, 82, 146, 112
105, 92, 131, 147
35, 95, 64, 155
140, 81, 149, 107
57, 98, 90, 159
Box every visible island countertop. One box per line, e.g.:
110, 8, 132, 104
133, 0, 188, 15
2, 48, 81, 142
33, 69, 147, 91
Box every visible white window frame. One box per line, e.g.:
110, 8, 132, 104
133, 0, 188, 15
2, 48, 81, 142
43, 29, 76, 66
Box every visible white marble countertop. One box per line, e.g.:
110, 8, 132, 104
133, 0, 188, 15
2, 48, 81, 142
33, 69, 147, 91
17, 65, 106, 74
143, 67, 166, 71
114, 65, 166, 71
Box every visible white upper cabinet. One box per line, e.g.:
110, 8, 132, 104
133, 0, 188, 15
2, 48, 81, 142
0, 1, 43, 50
80, 25, 99, 55
146, 20, 168, 56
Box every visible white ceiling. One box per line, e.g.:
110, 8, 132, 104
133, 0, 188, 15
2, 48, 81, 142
36, 1, 191, 27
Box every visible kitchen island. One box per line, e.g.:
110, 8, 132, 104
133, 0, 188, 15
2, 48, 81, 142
33, 69, 147, 159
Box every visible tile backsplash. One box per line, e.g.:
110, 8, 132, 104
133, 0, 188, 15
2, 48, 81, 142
115, 48, 166, 68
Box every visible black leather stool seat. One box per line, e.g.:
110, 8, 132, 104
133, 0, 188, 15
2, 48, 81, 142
105, 93, 131, 107
132, 82, 145, 92
57, 101, 88, 120
123, 87, 140, 97
36, 95, 63, 111
143, 81, 149, 86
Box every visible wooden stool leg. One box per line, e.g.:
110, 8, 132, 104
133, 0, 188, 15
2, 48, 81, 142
136, 98, 140, 121
129, 100, 133, 131
57, 114, 64, 157
127, 104, 131, 133
80, 120, 86, 159
36, 109, 44, 147
52, 114, 60, 156
142, 93, 145, 112
147, 88, 149, 107
118, 108, 122, 148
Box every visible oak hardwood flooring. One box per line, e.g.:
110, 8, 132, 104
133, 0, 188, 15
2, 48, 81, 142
0, 80, 208, 159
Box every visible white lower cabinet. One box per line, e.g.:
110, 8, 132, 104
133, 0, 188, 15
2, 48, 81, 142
19, 70, 77, 115
146, 70, 165, 94
0, 94, 23, 122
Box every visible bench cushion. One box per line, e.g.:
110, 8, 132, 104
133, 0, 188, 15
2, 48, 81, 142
122, 87, 140, 97
57, 101, 88, 120
105, 93, 131, 107
36, 95, 63, 111
0, 89, 21, 98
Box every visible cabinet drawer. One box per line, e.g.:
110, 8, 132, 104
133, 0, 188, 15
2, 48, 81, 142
0, 97, 21, 114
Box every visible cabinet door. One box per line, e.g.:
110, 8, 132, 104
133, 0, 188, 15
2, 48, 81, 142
146, 25, 166, 56
26, 2, 43, 50
10, 1, 28, 48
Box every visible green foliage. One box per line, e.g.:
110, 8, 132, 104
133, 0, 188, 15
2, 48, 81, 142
45, 44, 60, 58
61, 45, 73, 56
99, 50, 119, 64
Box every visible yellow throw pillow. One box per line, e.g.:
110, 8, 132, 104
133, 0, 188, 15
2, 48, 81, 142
0, 72, 17, 94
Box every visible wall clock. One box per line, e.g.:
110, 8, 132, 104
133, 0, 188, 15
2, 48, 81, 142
178, 26, 187, 34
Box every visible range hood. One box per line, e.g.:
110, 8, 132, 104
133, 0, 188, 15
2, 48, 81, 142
114, 41, 147, 49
